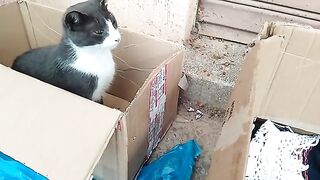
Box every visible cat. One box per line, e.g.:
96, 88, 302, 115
12, 0, 120, 103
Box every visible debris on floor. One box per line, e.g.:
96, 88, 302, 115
138, 140, 201, 180
187, 107, 196, 112
195, 110, 204, 120
151, 100, 225, 179
187, 102, 205, 120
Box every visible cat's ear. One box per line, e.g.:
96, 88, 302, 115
64, 11, 88, 31
100, 0, 108, 10
100, 0, 107, 7
91, 0, 108, 9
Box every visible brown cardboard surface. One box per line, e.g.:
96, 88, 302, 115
103, 93, 130, 112
260, 23, 320, 133
19, 1, 37, 48
112, 33, 180, 101
0, 2, 30, 66
93, 117, 128, 180
0, 1, 184, 179
26, 1, 63, 47
0, 65, 121, 180
208, 22, 320, 180
207, 40, 262, 180
126, 51, 184, 179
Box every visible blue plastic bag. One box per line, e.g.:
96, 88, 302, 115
138, 140, 201, 180
0, 152, 47, 180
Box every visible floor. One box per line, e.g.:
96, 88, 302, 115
150, 99, 225, 180
149, 34, 247, 180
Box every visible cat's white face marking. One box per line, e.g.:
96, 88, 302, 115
67, 19, 120, 101
102, 20, 121, 49
69, 42, 116, 101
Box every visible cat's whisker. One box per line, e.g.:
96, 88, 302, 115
122, 44, 137, 48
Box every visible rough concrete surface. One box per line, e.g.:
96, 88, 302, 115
182, 34, 247, 109
25, 0, 198, 43
109, 0, 199, 43
151, 99, 225, 180
0, 0, 15, 5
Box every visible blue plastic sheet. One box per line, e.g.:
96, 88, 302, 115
0, 151, 47, 180
138, 140, 201, 180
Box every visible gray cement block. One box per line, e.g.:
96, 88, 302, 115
182, 35, 247, 109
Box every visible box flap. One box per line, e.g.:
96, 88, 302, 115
93, 118, 128, 180
257, 22, 320, 133
0, 2, 30, 66
126, 51, 184, 179
103, 93, 130, 112
208, 22, 320, 179
0, 65, 121, 180
111, 30, 181, 101
207, 40, 263, 180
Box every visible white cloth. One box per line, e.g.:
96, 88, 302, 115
245, 120, 320, 180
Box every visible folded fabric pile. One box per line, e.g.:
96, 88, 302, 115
246, 120, 320, 180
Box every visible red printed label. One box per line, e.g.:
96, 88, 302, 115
148, 65, 167, 156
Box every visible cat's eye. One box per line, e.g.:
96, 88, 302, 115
93, 29, 104, 35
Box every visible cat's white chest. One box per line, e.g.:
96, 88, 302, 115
70, 45, 115, 101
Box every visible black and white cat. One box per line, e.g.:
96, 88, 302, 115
12, 0, 120, 103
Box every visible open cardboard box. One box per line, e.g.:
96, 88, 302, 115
0, 1, 184, 179
207, 22, 320, 180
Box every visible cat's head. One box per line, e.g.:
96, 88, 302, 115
63, 0, 120, 49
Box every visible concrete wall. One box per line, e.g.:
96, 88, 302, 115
198, 0, 320, 44
28, 0, 198, 43
109, 0, 198, 43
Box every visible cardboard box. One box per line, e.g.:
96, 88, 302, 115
207, 22, 320, 180
0, 1, 184, 180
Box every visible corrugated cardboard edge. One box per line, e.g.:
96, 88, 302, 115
116, 117, 129, 180
93, 116, 128, 180
87, 120, 120, 180
0, 1, 31, 66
